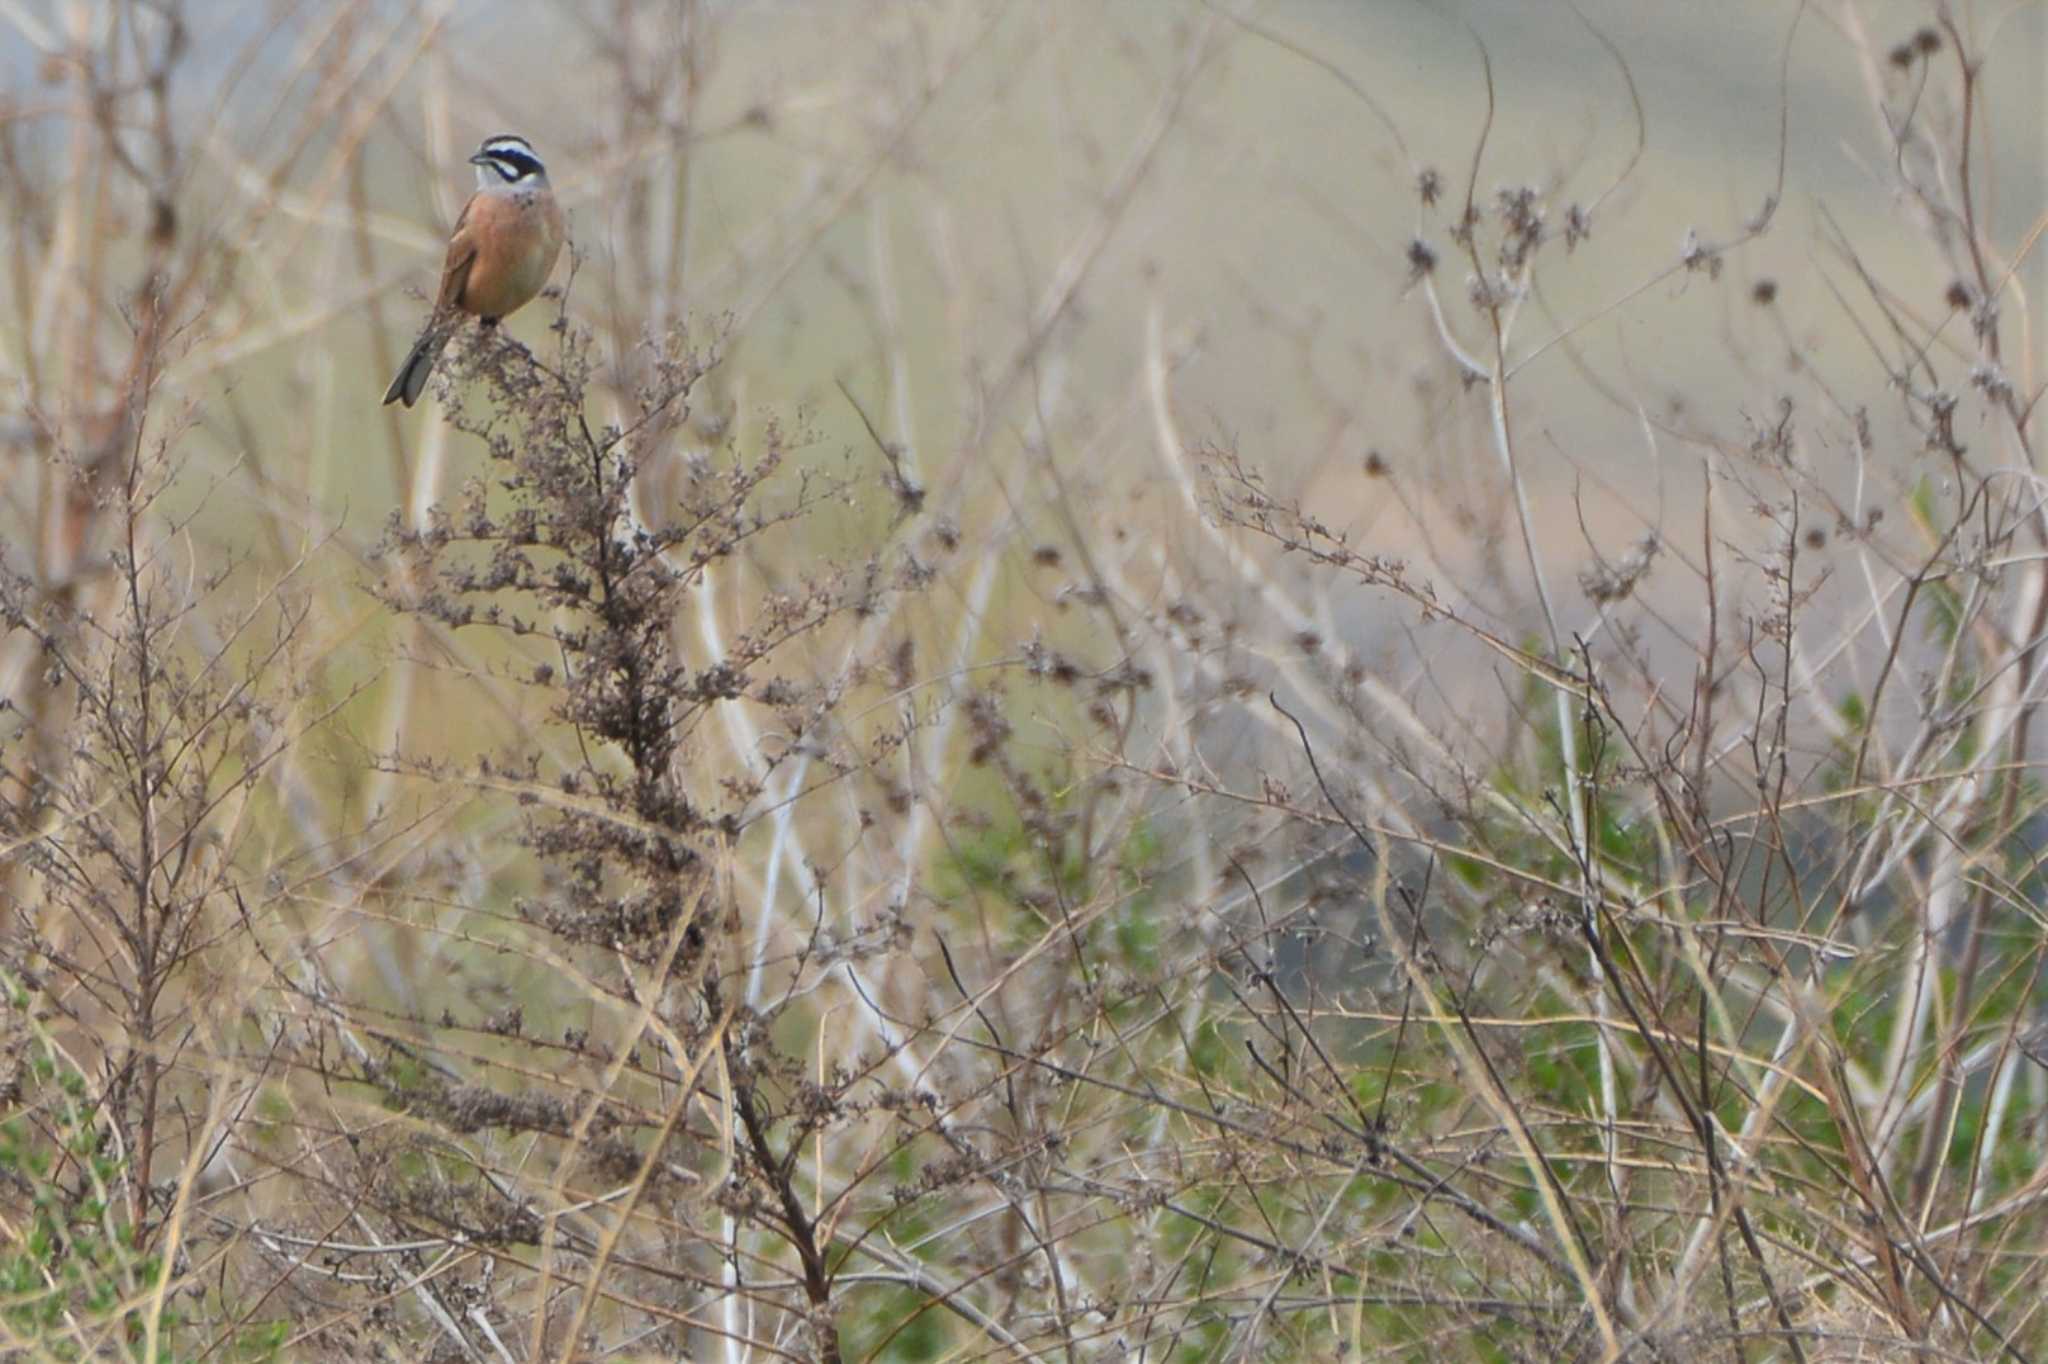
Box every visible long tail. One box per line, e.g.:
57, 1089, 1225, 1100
382, 323, 452, 408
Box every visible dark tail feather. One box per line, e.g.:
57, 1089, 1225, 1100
382, 326, 450, 408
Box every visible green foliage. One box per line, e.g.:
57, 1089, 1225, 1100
0, 1037, 143, 1359
1444, 850, 1490, 889
1171, 1312, 1229, 1362
1520, 1010, 1603, 1113
1819, 689, 1878, 813
0, 982, 283, 1364
937, 779, 1172, 972
1186, 1017, 1229, 1076
838, 1281, 948, 1362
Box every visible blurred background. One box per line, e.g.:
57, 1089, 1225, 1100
10, 0, 2042, 707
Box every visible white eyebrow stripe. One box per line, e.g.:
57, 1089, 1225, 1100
476, 143, 545, 183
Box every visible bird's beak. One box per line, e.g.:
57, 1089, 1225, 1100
468, 152, 492, 166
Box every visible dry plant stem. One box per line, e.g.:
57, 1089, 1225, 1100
1964, 951, 2047, 1219
713, 5, 1007, 341
555, 983, 733, 1358
1265, 695, 1620, 1352
966, 14, 1219, 459
14, 2, 2048, 1358
530, 878, 713, 1360
1146, 305, 1447, 772
1438, 155, 1621, 1301
1833, 8, 2048, 1218
686, 538, 999, 1354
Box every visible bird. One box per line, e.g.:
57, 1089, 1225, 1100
382, 134, 566, 408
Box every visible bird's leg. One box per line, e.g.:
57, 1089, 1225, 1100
478, 318, 541, 381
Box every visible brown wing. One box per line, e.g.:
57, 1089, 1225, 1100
435, 194, 480, 313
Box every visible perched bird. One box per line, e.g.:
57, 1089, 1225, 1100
383, 134, 566, 408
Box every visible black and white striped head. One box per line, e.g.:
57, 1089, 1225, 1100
470, 135, 548, 189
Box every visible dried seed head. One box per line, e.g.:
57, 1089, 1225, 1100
1563, 203, 1590, 250
1405, 239, 1437, 281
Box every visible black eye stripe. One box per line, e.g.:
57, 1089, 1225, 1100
481, 150, 544, 181
475, 134, 543, 182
